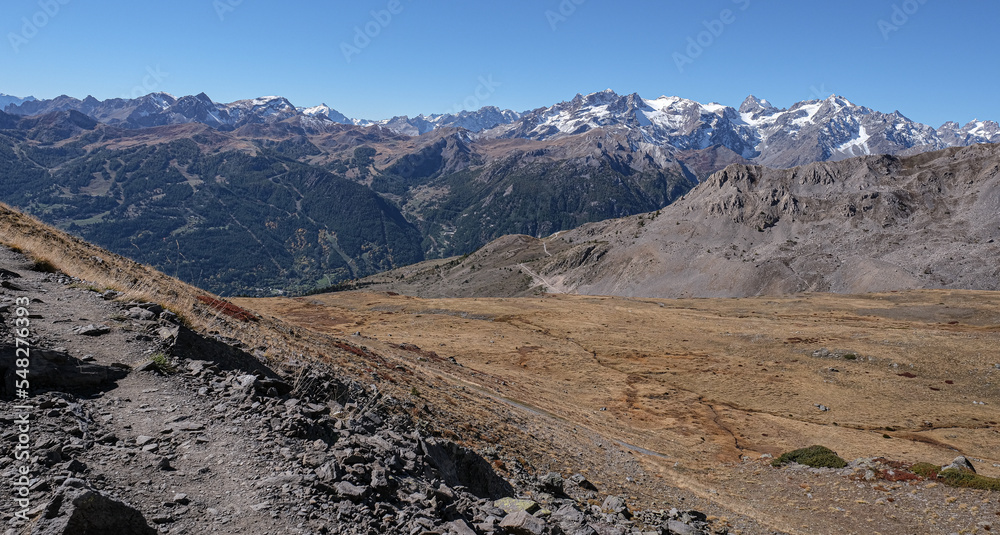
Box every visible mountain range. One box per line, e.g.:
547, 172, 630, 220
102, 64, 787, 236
0, 92, 35, 110
1, 88, 998, 295
6, 90, 999, 165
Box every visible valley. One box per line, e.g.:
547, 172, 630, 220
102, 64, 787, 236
239, 288, 1000, 533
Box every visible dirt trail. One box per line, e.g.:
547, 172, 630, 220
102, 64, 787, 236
517, 262, 561, 294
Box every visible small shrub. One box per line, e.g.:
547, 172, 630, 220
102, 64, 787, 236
30, 258, 58, 273
938, 469, 1000, 491
150, 353, 177, 374
843, 353, 857, 360
772, 445, 848, 469
910, 462, 940, 478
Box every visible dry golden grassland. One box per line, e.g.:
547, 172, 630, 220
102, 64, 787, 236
242, 290, 1000, 472
238, 289, 1000, 531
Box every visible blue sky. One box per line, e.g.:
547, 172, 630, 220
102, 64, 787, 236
2, 0, 996, 127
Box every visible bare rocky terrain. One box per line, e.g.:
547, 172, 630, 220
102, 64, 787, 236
350, 143, 1000, 299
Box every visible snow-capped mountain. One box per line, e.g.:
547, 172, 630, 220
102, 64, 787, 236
4, 90, 997, 169
166, 93, 233, 128
4, 93, 341, 131
479, 90, 1000, 168
299, 104, 353, 125
483, 89, 758, 158
937, 119, 1000, 147
368, 106, 523, 136
737, 95, 953, 168
220, 96, 299, 125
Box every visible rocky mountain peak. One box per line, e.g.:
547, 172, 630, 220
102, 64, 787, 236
738, 94, 777, 115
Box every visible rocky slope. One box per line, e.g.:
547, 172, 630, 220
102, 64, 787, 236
347, 143, 1000, 299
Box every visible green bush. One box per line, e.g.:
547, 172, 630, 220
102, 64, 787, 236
910, 462, 939, 478
771, 445, 848, 468
938, 469, 1000, 491
150, 353, 177, 374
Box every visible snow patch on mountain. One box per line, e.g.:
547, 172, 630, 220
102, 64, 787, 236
836, 124, 871, 156
791, 102, 823, 127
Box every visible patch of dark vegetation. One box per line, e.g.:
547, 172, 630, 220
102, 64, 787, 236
196, 295, 258, 322
910, 462, 940, 478
771, 445, 847, 468
909, 463, 1000, 490
30, 257, 59, 273
940, 470, 1000, 491
149, 352, 178, 375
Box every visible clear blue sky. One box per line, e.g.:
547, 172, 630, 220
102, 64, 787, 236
2, 0, 996, 127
